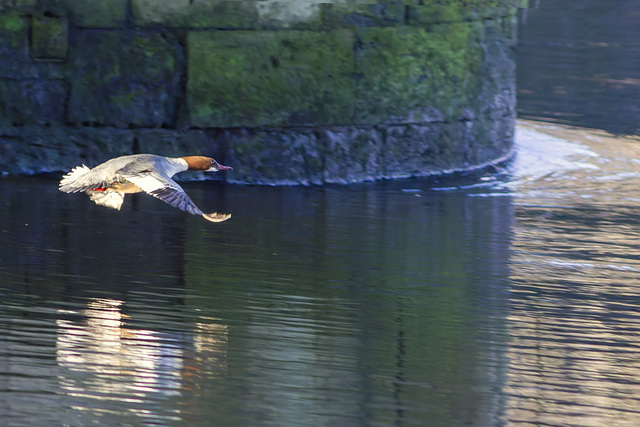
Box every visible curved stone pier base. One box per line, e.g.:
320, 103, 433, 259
0, 1, 525, 184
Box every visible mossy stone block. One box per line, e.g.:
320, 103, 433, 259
68, 30, 180, 128
221, 127, 323, 185
0, 10, 26, 50
322, 4, 406, 29
31, 12, 68, 61
0, 11, 66, 78
14, 0, 37, 6
188, 29, 356, 127
0, 125, 135, 175
354, 23, 483, 124
51, 0, 127, 28
383, 123, 470, 178
410, 0, 522, 24
322, 126, 383, 184
132, 0, 258, 28
257, 1, 323, 30
0, 78, 68, 126
134, 129, 222, 167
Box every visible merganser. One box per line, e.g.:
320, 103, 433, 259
59, 154, 232, 222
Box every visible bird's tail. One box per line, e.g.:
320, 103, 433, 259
59, 165, 91, 193
88, 189, 125, 210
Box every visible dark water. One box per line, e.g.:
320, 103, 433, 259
517, 0, 640, 135
1, 170, 513, 426
2, 121, 640, 426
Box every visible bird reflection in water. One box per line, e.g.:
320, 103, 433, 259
55, 298, 228, 417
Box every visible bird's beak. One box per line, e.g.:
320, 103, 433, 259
216, 164, 232, 171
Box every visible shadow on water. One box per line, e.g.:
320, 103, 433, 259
0, 174, 513, 426
517, 0, 640, 135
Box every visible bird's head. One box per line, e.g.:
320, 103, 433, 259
181, 156, 233, 173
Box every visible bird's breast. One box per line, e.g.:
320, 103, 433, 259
111, 180, 142, 194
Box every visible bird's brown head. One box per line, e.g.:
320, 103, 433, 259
181, 156, 232, 172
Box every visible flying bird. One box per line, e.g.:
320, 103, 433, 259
59, 154, 232, 222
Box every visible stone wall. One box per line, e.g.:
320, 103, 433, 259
0, 0, 525, 184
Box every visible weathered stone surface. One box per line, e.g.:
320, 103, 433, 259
0, 0, 520, 184
14, 0, 37, 7
0, 10, 65, 78
0, 126, 133, 175
0, 79, 68, 126
135, 129, 219, 158
322, 127, 383, 184
381, 119, 514, 181
0, 11, 30, 75
220, 127, 323, 185
0, 126, 228, 176
409, 0, 525, 25
132, 0, 258, 28
188, 29, 355, 127
67, 30, 181, 128
52, 0, 127, 28
322, 4, 406, 29
463, 113, 514, 167
31, 12, 68, 61
384, 124, 470, 179
257, 1, 323, 30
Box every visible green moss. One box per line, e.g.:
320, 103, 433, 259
0, 12, 23, 32
354, 22, 484, 123
179, 0, 516, 134
132, 0, 258, 28
188, 29, 356, 128
109, 90, 136, 108
410, 0, 522, 24
132, 34, 175, 70
31, 13, 68, 60
0, 11, 26, 48
51, 0, 127, 28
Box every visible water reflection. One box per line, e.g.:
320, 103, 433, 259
182, 180, 513, 426
504, 121, 640, 426
56, 297, 226, 424
56, 297, 228, 404
2, 121, 640, 425
0, 165, 512, 425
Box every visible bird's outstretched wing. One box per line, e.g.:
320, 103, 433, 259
123, 171, 205, 216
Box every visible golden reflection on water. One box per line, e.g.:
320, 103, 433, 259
55, 298, 228, 420
505, 121, 640, 426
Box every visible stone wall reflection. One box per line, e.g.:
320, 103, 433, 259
183, 183, 514, 425
0, 175, 514, 425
